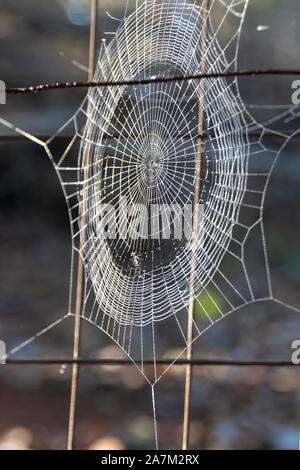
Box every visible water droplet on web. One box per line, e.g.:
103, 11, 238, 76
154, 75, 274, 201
59, 364, 67, 375
256, 25, 270, 31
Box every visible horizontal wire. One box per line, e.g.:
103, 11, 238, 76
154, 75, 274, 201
4, 358, 299, 366
0, 132, 298, 143
6, 69, 300, 95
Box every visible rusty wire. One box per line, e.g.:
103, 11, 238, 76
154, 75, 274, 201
5, 69, 300, 96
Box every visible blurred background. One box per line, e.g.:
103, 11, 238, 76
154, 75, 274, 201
0, 0, 300, 450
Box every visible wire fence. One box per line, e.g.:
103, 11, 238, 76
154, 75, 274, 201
4, 358, 299, 366
2, 0, 300, 451
5, 69, 300, 95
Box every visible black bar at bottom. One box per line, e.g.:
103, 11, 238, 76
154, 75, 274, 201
1, 450, 299, 460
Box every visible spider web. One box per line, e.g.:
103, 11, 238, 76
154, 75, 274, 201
1, 0, 300, 448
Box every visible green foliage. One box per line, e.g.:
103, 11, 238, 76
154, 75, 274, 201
194, 289, 224, 320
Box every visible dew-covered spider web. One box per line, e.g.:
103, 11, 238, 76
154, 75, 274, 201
1, 0, 300, 449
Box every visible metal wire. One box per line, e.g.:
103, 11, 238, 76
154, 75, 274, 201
5, 69, 300, 96
67, 0, 98, 451
4, 358, 298, 366
1, 133, 298, 142
183, 0, 208, 451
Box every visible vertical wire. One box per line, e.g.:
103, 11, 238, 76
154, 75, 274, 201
182, 0, 208, 451
151, 385, 159, 450
67, 0, 98, 451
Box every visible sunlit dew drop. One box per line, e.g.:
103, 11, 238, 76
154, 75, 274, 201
59, 364, 67, 375
256, 25, 270, 32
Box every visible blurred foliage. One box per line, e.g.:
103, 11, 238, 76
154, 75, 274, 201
195, 290, 224, 320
